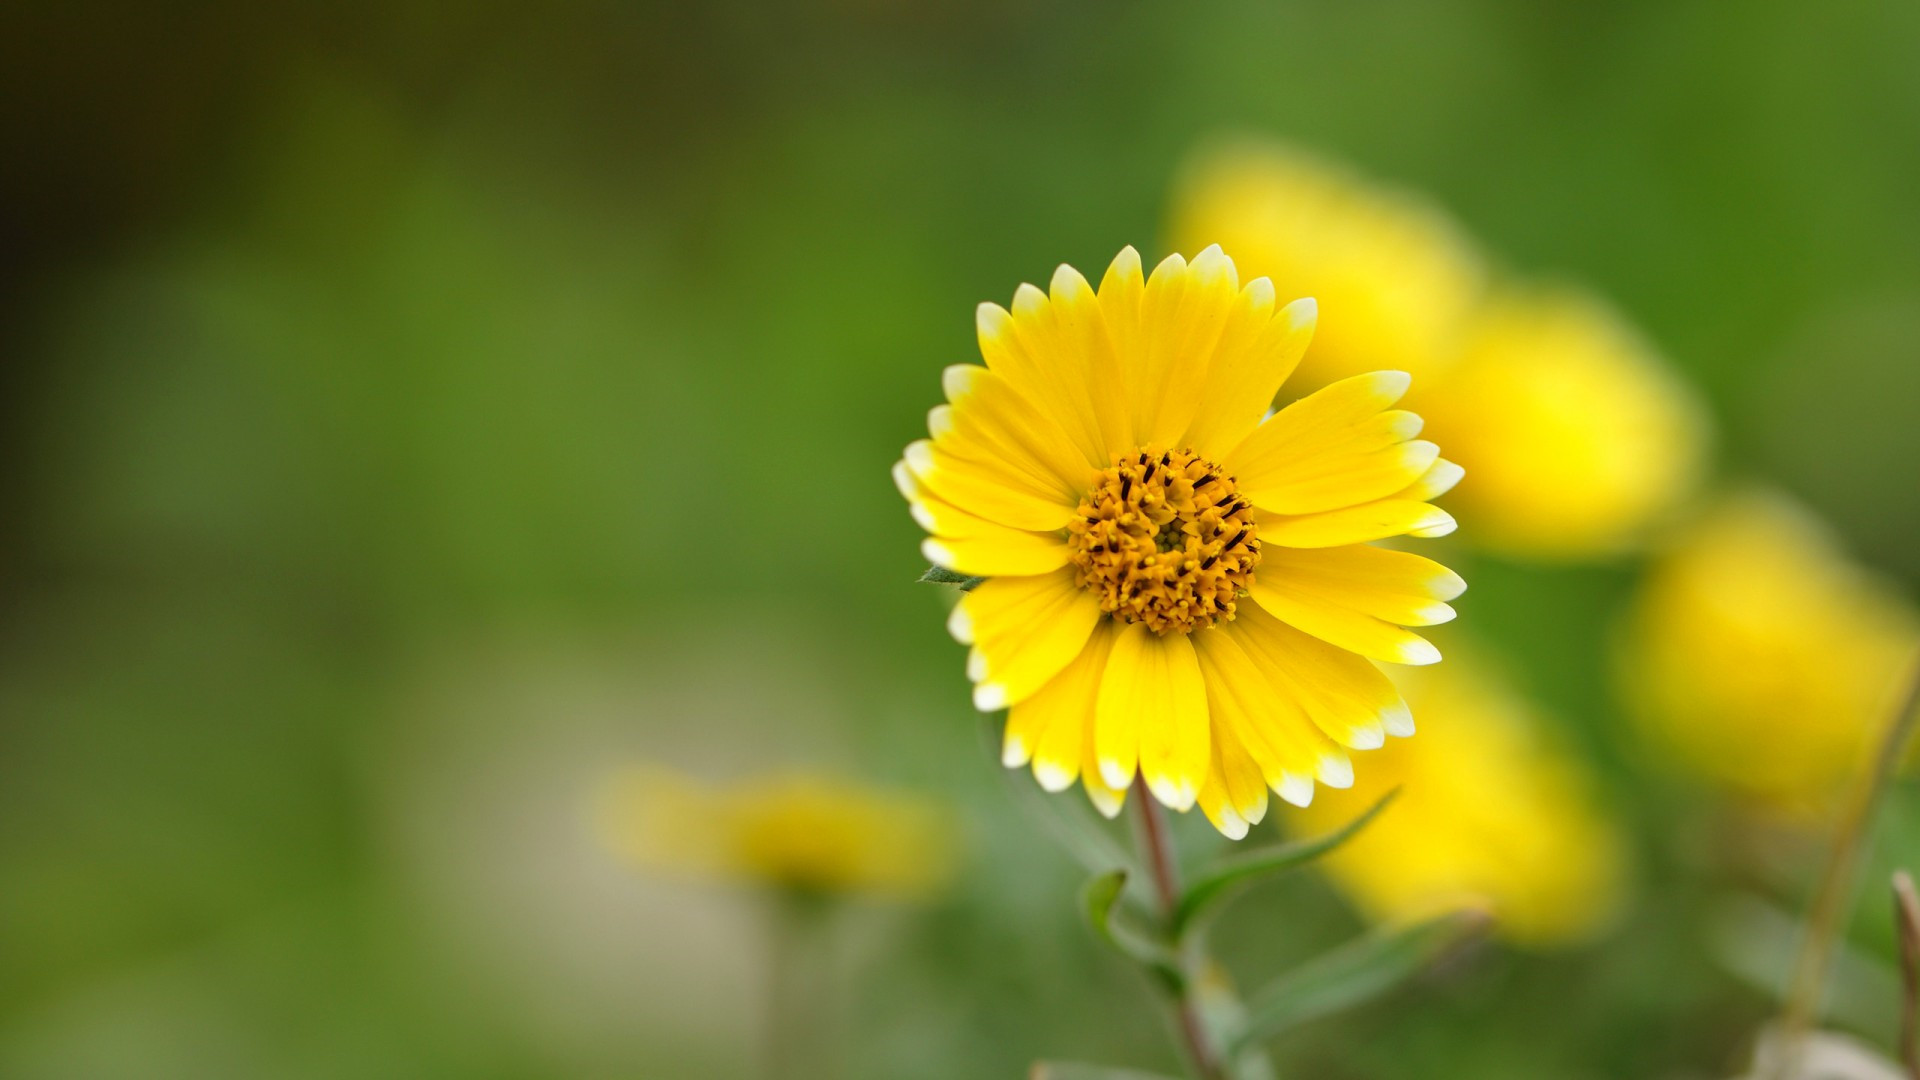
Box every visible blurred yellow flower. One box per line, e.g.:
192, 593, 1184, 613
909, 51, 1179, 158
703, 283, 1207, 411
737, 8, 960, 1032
601, 765, 957, 899
1292, 653, 1626, 947
1167, 138, 1713, 560
1419, 292, 1710, 559
1621, 492, 1920, 816
897, 245, 1465, 838
1167, 140, 1484, 394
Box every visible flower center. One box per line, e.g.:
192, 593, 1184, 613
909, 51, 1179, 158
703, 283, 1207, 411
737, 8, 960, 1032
1067, 445, 1260, 635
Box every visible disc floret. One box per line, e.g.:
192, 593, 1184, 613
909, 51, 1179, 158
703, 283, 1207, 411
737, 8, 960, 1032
1067, 446, 1260, 634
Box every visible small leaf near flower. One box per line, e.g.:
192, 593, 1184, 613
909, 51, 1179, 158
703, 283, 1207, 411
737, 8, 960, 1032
918, 565, 986, 591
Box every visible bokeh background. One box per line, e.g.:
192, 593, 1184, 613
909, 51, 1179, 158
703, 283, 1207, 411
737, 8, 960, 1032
4, 3, 1920, 1078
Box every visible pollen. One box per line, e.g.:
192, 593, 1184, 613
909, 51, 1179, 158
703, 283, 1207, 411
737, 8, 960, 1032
1068, 446, 1260, 635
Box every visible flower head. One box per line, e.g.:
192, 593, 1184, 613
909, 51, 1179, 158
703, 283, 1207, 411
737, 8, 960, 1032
1621, 492, 1919, 817
897, 246, 1465, 837
1291, 654, 1627, 947
602, 765, 956, 899
1423, 292, 1709, 558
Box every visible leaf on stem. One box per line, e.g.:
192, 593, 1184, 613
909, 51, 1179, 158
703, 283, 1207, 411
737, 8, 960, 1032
1081, 869, 1183, 990
1172, 788, 1399, 938
1230, 908, 1490, 1053
1028, 1063, 1185, 1080
919, 566, 986, 590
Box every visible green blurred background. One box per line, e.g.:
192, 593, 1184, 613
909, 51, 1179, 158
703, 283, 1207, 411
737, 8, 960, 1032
4, 3, 1919, 1078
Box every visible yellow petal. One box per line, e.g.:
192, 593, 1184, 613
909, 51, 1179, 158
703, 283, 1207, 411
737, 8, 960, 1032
1131, 246, 1241, 447
1233, 603, 1417, 750
1248, 577, 1441, 666
955, 568, 1104, 709
1192, 624, 1336, 805
1398, 457, 1465, 502
1255, 499, 1457, 548
1095, 623, 1209, 810
1008, 622, 1117, 792
1182, 293, 1317, 459
1046, 262, 1137, 464
1260, 545, 1466, 627
921, 532, 1069, 577
903, 440, 1076, 532
938, 364, 1094, 499
1225, 372, 1440, 514
897, 461, 1070, 574
1196, 708, 1271, 838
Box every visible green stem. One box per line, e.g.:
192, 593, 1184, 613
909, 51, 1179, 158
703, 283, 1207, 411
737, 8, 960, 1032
1132, 780, 1230, 1080
1773, 651, 1920, 1077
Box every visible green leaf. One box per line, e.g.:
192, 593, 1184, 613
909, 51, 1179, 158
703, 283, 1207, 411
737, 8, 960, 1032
1028, 1063, 1184, 1080
1173, 788, 1399, 938
919, 565, 986, 591
1082, 869, 1130, 942
1079, 869, 1184, 990
1230, 909, 1489, 1053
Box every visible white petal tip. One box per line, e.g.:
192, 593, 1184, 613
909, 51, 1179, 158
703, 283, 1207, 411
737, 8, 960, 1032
1286, 296, 1318, 323
965, 648, 987, 682
1001, 735, 1030, 768
1146, 775, 1187, 810
1098, 760, 1134, 790
1033, 760, 1076, 793
1278, 774, 1316, 808
1424, 459, 1466, 498
923, 537, 957, 569
1346, 724, 1386, 751
1087, 788, 1126, 819
891, 460, 917, 499
1012, 282, 1048, 315
1049, 263, 1088, 297
1399, 639, 1443, 666
972, 682, 1008, 712
1213, 809, 1249, 840
1410, 510, 1458, 538
975, 302, 1009, 336
944, 601, 973, 644
1317, 755, 1355, 789
1383, 706, 1415, 738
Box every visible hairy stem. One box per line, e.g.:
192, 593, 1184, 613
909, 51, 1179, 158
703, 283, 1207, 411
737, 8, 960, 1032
1132, 780, 1229, 1080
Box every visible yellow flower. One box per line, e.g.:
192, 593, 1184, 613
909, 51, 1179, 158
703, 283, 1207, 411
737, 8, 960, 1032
1420, 292, 1709, 559
1292, 654, 1627, 947
1167, 141, 1484, 394
1167, 139, 1712, 559
601, 765, 956, 899
895, 245, 1465, 838
1621, 492, 1920, 817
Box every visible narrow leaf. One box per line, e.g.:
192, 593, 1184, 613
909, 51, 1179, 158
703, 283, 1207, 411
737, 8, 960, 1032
919, 565, 986, 591
1231, 908, 1490, 1052
1173, 788, 1399, 938
1082, 869, 1130, 945
1078, 869, 1184, 990
1028, 1063, 1184, 1080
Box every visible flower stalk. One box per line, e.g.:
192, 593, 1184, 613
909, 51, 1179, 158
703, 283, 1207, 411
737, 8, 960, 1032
1131, 780, 1231, 1080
